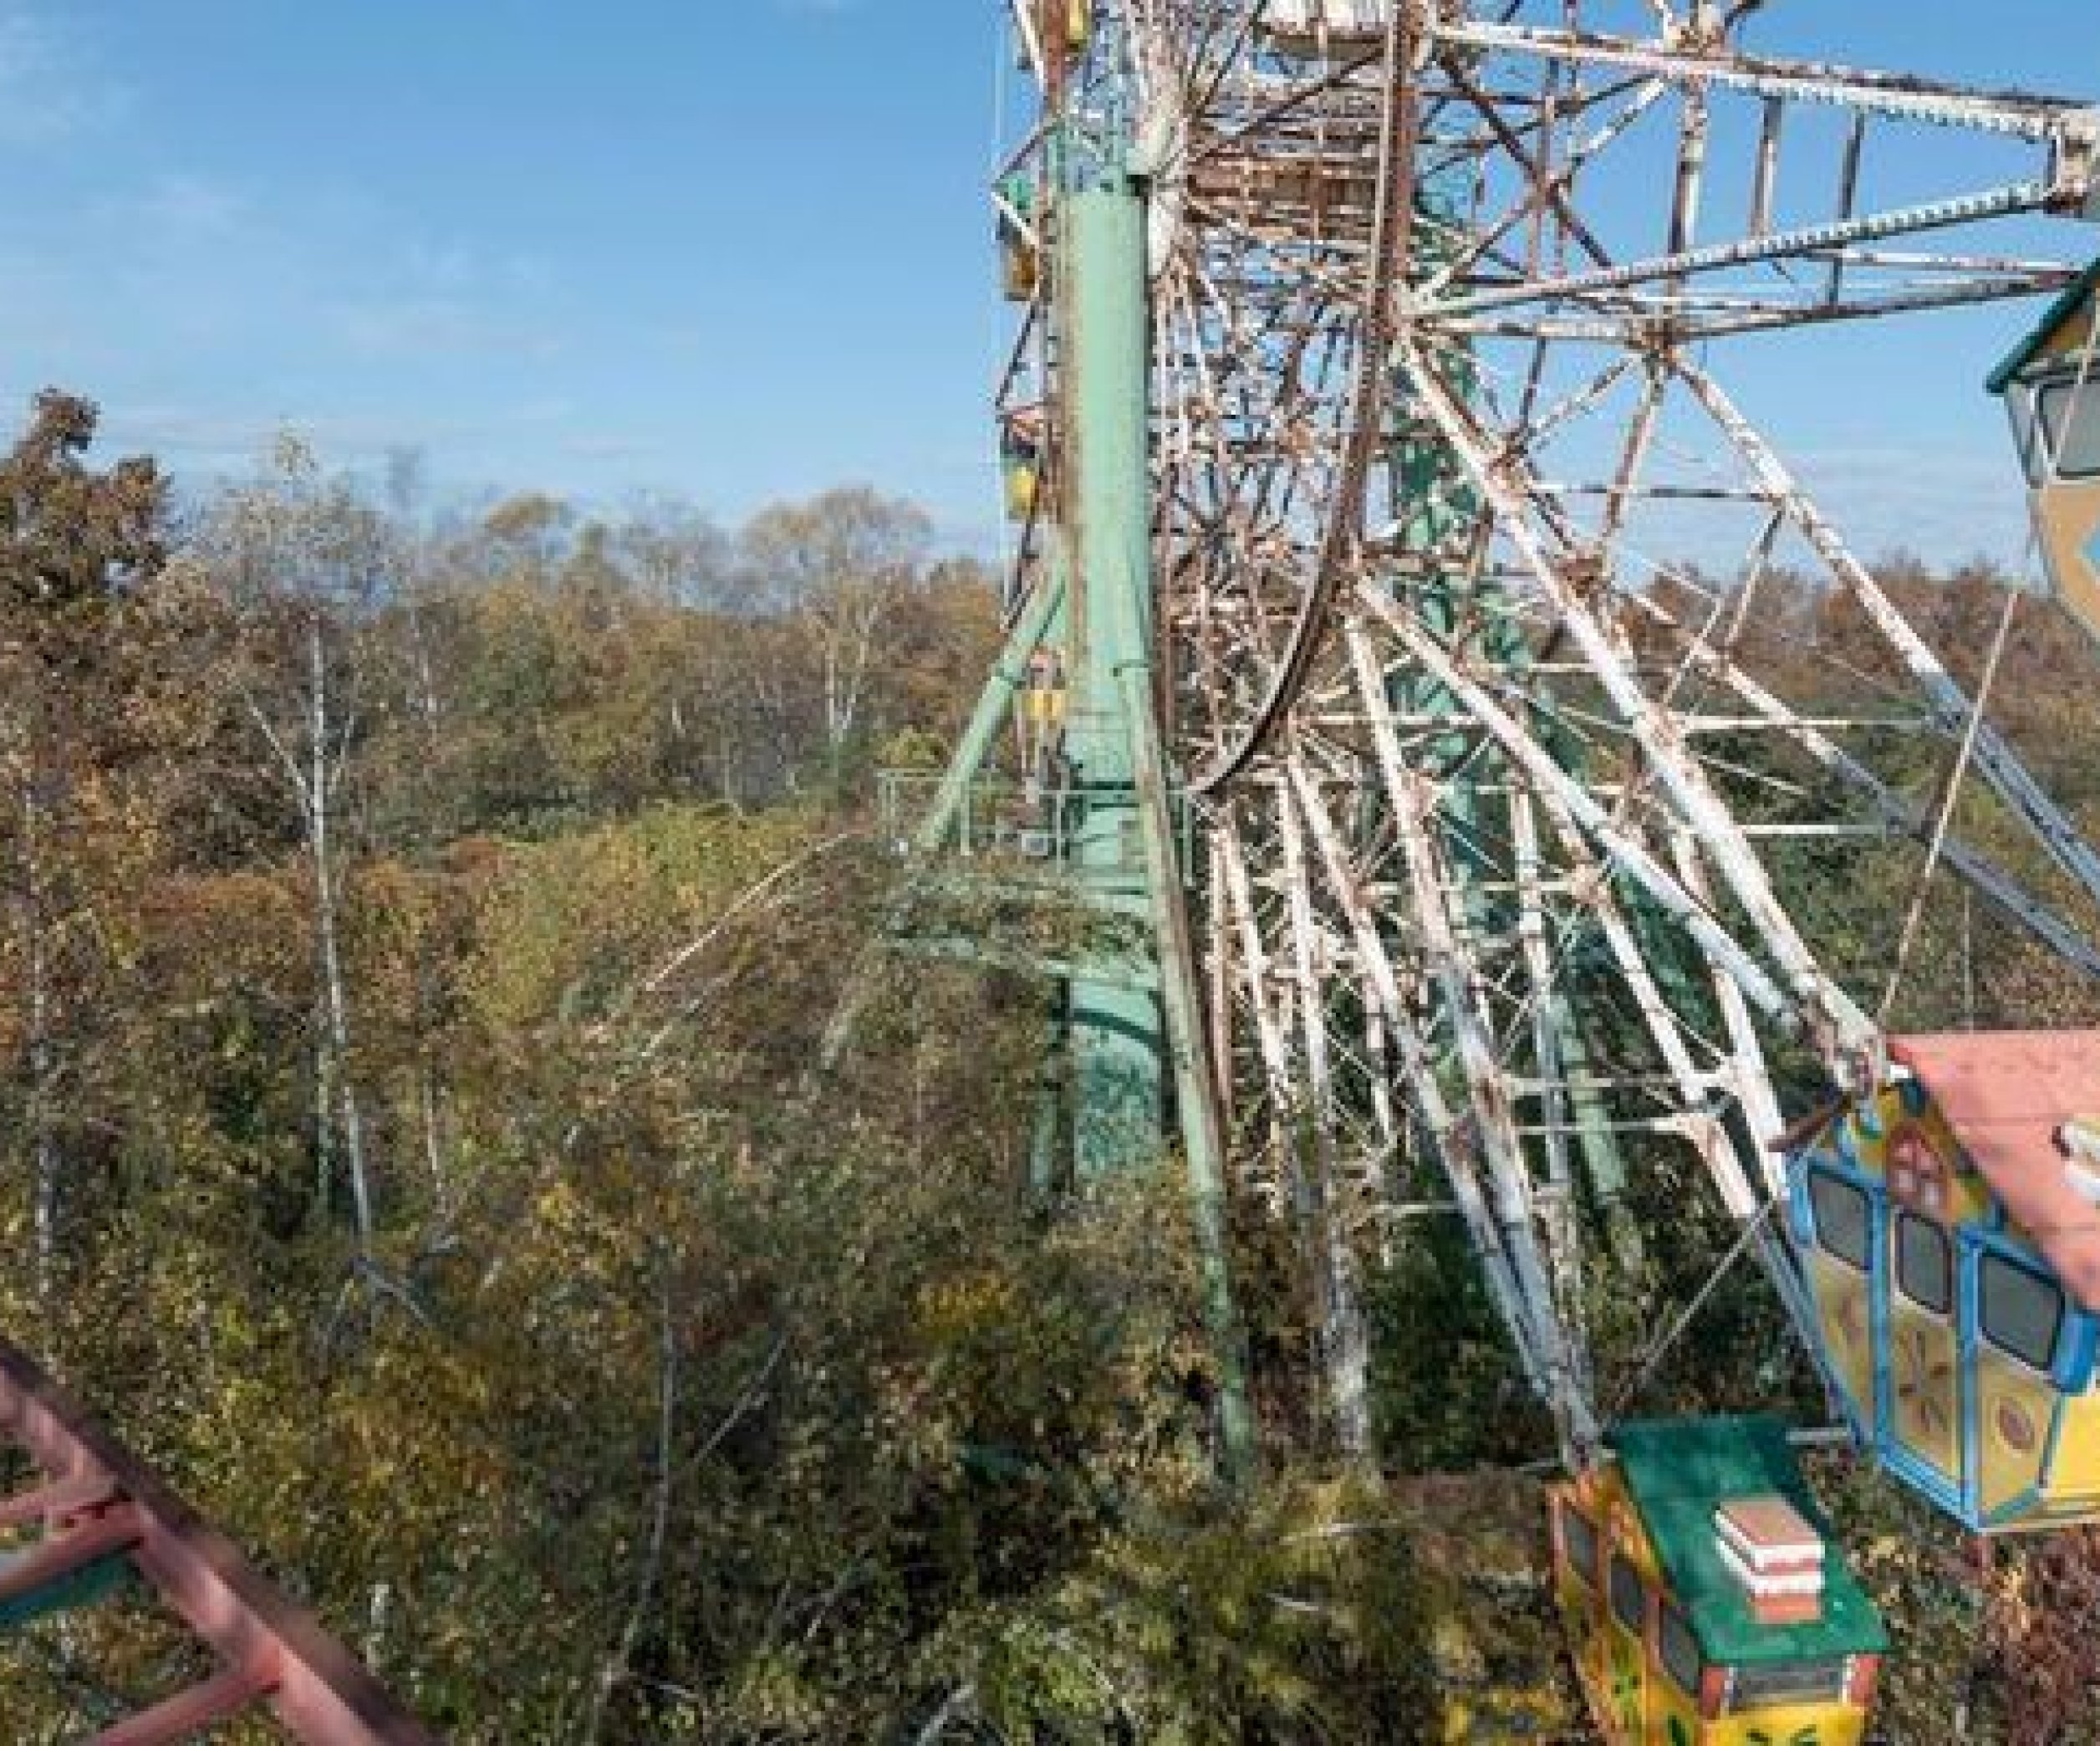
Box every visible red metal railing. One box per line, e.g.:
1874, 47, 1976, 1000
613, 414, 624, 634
0, 1338, 441, 1744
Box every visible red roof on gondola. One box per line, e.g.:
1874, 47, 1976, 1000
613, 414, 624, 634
1893, 1032, 2100, 1311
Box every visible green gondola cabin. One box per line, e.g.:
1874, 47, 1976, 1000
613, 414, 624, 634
1550, 1417, 1887, 1746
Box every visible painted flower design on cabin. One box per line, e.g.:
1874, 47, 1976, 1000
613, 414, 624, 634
1888, 1124, 1952, 1218
1607, 1636, 1644, 1734
1830, 1284, 1868, 1354
1745, 1726, 1822, 1746
1894, 1324, 1956, 1440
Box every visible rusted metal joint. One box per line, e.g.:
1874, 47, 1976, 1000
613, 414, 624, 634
1631, 316, 1681, 358
1557, 551, 1608, 601
1664, 8, 1729, 58
2054, 109, 2100, 217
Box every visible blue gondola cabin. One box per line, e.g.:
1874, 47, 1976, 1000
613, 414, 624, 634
1550, 1417, 1887, 1745
1991, 261, 2100, 645
1787, 1031, 2100, 1532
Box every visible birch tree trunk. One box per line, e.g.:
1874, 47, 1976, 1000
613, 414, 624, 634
306, 614, 374, 1253
18, 770, 56, 1292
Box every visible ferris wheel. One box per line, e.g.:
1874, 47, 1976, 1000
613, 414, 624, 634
975, 0, 2100, 1487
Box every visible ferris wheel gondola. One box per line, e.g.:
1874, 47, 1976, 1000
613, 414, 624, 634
1995, 259, 2100, 643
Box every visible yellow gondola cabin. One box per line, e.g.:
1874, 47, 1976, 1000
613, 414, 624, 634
1786, 1031, 2100, 1532
1992, 260, 2100, 643
1002, 408, 1044, 523
996, 178, 1039, 303
1551, 1417, 1886, 1746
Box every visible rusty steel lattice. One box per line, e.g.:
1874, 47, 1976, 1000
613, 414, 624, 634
993, 1, 2100, 1462
0, 1340, 437, 1743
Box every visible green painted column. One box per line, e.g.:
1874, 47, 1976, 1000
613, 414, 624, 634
1065, 186, 1166, 1182
1062, 181, 1257, 1483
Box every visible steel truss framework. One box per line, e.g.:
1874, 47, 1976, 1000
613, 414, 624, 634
0, 1338, 437, 1743
978, 0, 2100, 1468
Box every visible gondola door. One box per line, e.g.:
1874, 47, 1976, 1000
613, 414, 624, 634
1799, 1164, 1880, 1439
2008, 356, 2100, 646
1965, 1243, 2072, 1520
1602, 1546, 1651, 1743
1886, 1204, 1962, 1488
1883, 1117, 1962, 1488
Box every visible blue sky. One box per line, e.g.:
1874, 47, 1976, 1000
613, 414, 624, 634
0, 2, 2090, 563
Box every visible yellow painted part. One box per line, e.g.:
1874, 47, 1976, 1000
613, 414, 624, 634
1555, 1470, 1699, 1744
1975, 1344, 2057, 1518
2033, 478, 2100, 649
1805, 1251, 1878, 1432
1847, 1090, 1990, 1224
1553, 1474, 1639, 1743
1708, 1702, 1868, 1746
1839, 1071, 2100, 1524
1555, 1472, 1878, 1743
2042, 1391, 2100, 1509
1887, 1294, 1960, 1480
1649, 1675, 1700, 1744
1900, 1105, 1990, 1225
1550, 1489, 1613, 1739
1554, 1563, 1614, 1731
2037, 303, 2100, 366
1004, 462, 1039, 522
1602, 1611, 1649, 1743
1020, 688, 1065, 728
1580, 1468, 1662, 1585
1000, 237, 1038, 302
1066, 0, 1090, 50
1949, 1173, 1996, 1229
1838, 1108, 1884, 1177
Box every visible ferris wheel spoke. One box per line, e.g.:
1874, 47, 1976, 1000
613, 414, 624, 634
1431, 16, 2097, 139
1594, 358, 1667, 562
1414, 13, 2094, 340
1280, 740, 1598, 1450
1669, 828, 1785, 1161
1005, 0, 1049, 88
1433, 49, 1621, 277
1524, 789, 1769, 1214
1358, 585, 1798, 1024
1230, 795, 1378, 1449
1629, 589, 2100, 984
1343, 620, 1596, 1339
1671, 357, 2100, 919
1501, 786, 1637, 1261
1433, 181, 2062, 323
1403, 343, 1895, 1040
1215, 808, 1303, 1141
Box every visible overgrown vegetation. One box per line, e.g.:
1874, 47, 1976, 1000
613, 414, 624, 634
3, 389, 2100, 1741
